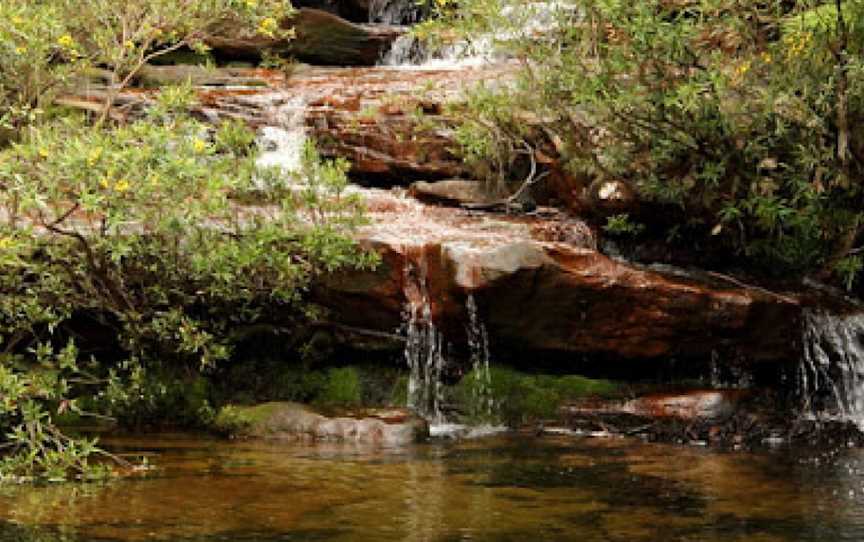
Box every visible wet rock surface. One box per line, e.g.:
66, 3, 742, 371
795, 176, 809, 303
317, 188, 802, 365
64, 64, 502, 182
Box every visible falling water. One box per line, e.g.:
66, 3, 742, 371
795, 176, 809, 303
402, 247, 446, 424
799, 309, 864, 428
466, 294, 494, 418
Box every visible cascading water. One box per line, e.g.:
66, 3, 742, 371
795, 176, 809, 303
466, 294, 494, 419
255, 96, 308, 184
799, 309, 864, 428
380, 0, 577, 68
399, 249, 504, 436
402, 246, 446, 424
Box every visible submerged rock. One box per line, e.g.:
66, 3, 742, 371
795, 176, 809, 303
215, 402, 430, 444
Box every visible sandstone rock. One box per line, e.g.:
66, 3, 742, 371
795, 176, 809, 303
315, 191, 802, 365
215, 402, 429, 444
206, 9, 404, 66
562, 390, 749, 423
409, 179, 498, 206
63, 63, 508, 183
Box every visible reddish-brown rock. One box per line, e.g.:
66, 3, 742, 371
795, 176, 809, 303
315, 189, 802, 364
206, 9, 405, 66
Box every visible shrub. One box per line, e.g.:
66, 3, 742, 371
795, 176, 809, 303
0, 88, 374, 481
425, 0, 864, 288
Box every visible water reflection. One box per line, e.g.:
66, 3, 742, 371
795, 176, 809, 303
2, 434, 864, 541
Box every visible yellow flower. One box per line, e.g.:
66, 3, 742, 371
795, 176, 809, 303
15, 46, 26, 55
11, 16, 23, 26
38, 147, 49, 159
257, 17, 278, 36
115, 179, 130, 192
124, 40, 136, 50
87, 147, 103, 166
99, 177, 110, 189
245, 0, 258, 7
0, 237, 11, 250
192, 138, 208, 154
57, 34, 75, 49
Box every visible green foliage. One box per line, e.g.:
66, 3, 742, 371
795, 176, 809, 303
0, 342, 113, 482
0, 0, 293, 129
0, 2, 83, 132
429, 0, 864, 287
603, 214, 645, 237
454, 367, 619, 426
0, 87, 373, 481
212, 402, 281, 435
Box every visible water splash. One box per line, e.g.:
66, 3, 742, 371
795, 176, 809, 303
255, 96, 307, 181
402, 245, 446, 424
799, 309, 864, 428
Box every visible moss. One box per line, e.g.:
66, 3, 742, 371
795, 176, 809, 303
212, 402, 282, 435
316, 367, 362, 407
389, 374, 409, 407
453, 367, 621, 426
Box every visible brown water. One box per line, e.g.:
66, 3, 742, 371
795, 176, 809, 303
1, 433, 863, 541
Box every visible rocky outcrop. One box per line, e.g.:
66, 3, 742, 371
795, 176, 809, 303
63, 65, 496, 182
409, 179, 499, 206
206, 9, 404, 66
316, 190, 802, 365
215, 402, 429, 444
58, 70, 805, 369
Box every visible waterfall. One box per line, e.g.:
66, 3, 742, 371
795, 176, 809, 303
399, 250, 503, 435
799, 310, 864, 428
466, 294, 494, 419
402, 246, 446, 424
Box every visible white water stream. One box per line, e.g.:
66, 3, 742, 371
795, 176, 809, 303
401, 245, 446, 424
800, 310, 864, 428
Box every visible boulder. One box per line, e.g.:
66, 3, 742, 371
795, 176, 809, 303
206, 9, 404, 66
409, 179, 498, 206
215, 402, 430, 444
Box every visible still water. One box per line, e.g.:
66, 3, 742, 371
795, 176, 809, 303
2, 433, 864, 541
